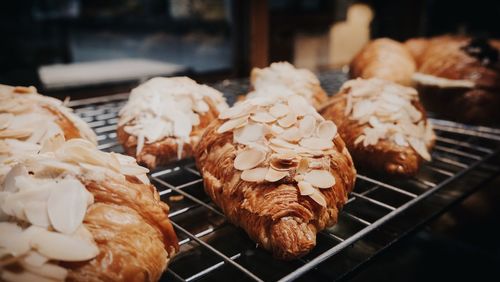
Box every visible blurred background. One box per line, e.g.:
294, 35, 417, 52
1, 0, 499, 97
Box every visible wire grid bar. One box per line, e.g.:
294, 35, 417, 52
69, 88, 500, 282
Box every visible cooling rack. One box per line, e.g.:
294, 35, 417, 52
68, 71, 500, 281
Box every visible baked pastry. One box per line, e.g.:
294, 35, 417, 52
320, 78, 435, 177
117, 77, 228, 169
0, 84, 96, 146
249, 62, 328, 108
350, 38, 416, 86
411, 37, 500, 124
0, 136, 178, 281
195, 93, 356, 259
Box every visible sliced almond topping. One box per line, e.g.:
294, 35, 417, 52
234, 123, 264, 143
299, 115, 316, 137
280, 127, 302, 142
0, 129, 32, 139
270, 138, 298, 149
217, 116, 248, 134
277, 112, 297, 128
269, 124, 285, 135
23, 251, 49, 267
0, 113, 13, 130
308, 189, 327, 207
265, 168, 288, 182
408, 137, 431, 161
299, 137, 333, 150
250, 111, 276, 123
304, 169, 335, 188
241, 167, 268, 182
354, 135, 365, 145
13, 86, 37, 94
21, 261, 68, 281
298, 181, 315, 196
219, 103, 256, 119
297, 158, 309, 174
316, 120, 337, 141
234, 148, 266, 170
120, 164, 149, 176
288, 95, 310, 117
24, 201, 50, 228
269, 103, 289, 118
40, 133, 65, 153
270, 158, 297, 171
0, 222, 30, 257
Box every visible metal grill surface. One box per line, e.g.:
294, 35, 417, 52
68, 71, 500, 281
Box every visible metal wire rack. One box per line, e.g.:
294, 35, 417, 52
68, 72, 500, 282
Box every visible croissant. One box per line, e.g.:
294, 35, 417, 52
249, 62, 329, 109
349, 38, 416, 86
117, 77, 228, 169
412, 36, 500, 124
195, 93, 356, 259
320, 78, 435, 177
0, 137, 178, 282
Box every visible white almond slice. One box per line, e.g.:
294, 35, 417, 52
297, 158, 309, 174
241, 167, 268, 182
0, 222, 30, 257
233, 123, 264, 144
38, 159, 82, 175
265, 168, 288, 182
269, 124, 284, 135
344, 94, 353, 116
269, 144, 296, 155
352, 100, 375, 120
120, 164, 149, 176
0, 129, 32, 139
274, 152, 297, 162
308, 189, 327, 207
30, 228, 99, 261
298, 181, 315, 196
316, 120, 337, 141
234, 148, 266, 170
217, 116, 248, 134
269, 103, 289, 118
270, 138, 298, 149
299, 137, 333, 150
191, 113, 201, 126
304, 170, 335, 188
219, 103, 256, 119
23, 251, 49, 267
250, 111, 276, 123
3, 164, 28, 193
299, 115, 316, 137
354, 135, 365, 146
47, 178, 89, 234
24, 201, 50, 228
408, 137, 431, 161
21, 261, 68, 281
277, 112, 297, 128
1, 270, 56, 282
0, 113, 13, 130
393, 133, 408, 146
245, 141, 270, 153
288, 95, 310, 117
40, 133, 65, 153
194, 100, 209, 113
280, 127, 302, 142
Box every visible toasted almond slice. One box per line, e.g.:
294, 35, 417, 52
297, 158, 309, 174
241, 167, 268, 182
299, 115, 316, 137
274, 152, 296, 162
234, 123, 264, 144
309, 189, 327, 207
219, 103, 256, 119
269, 103, 289, 118
0, 113, 13, 130
299, 137, 333, 150
14, 86, 37, 94
316, 120, 337, 140
120, 164, 149, 176
270, 158, 296, 171
304, 169, 335, 188
265, 168, 288, 182
280, 127, 302, 142
40, 133, 65, 153
270, 138, 298, 149
277, 112, 297, 128
354, 135, 365, 146
269, 144, 296, 154
24, 201, 50, 228
408, 137, 431, 161
294, 174, 305, 182
47, 177, 88, 234
234, 148, 266, 170
251, 111, 276, 123
217, 116, 248, 134
0, 129, 32, 139
298, 181, 315, 196
288, 95, 310, 117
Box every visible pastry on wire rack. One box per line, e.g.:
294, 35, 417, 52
249, 62, 329, 109
117, 77, 228, 169
195, 92, 356, 260
320, 78, 435, 177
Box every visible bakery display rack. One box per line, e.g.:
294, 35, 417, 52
67, 71, 500, 282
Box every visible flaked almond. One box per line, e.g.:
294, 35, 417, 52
241, 167, 268, 182
234, 123, 264, 144
14, 86, 36, 94
40, 133, 65, 153
277, 112, 297, 128
354, 135, 365, 145
0, 129, 32, 139
251, 111, 276, 123
288, 95, 310, 117
393, 133, 408, 146
269, 103, 289, 118
309, 189, 327, 207
299, 137, 333, 150
23, 251, 48, 267
270, 138, 298, 149
269, 144, 296, 155
316, 120, 337, 141
0, 222, 30, 256
217, 116, 248, 134
24, 201, 50, 228
299, 115, 316, 137
298, 181, 315, 196
304, 169, 335, 188
234, 148, 266, 170
270, 158, 296, 171
0, 113, 13, 130
119, 164, 149, 176
408, 137, 431, 161
265, 168, 288, 182
21, 261, 68, 281
280, 127, 302, 142
269, 124, 284, 135
219, 103, 255, 119
3, 164, 28, 193
296, 158, 309, 174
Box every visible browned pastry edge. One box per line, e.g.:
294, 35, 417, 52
195, 119, 356, 260
43, 105, 83, 141
320, 92, 433, 177
349, 38, 416, 86
117, 96, 221, 169
64, 175, 179, 282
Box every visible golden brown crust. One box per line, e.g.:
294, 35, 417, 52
349, 38, 416, 86
118, 97, 221, 169
195, 119, 356, 260
65, 176, 178, 281
320, 92, 432, 177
